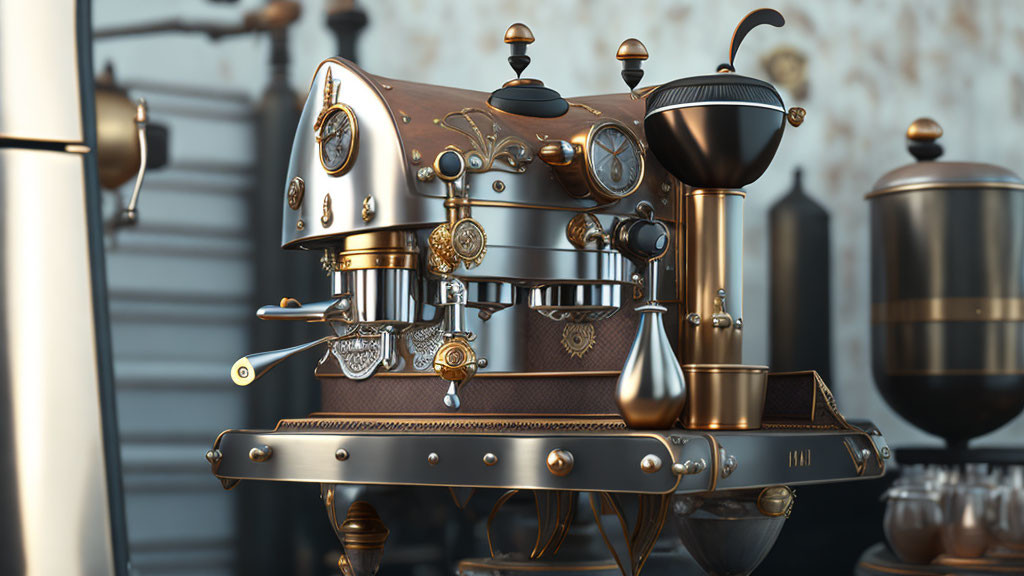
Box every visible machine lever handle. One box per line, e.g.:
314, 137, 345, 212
117, 98, 148, 226
231, 336, 333, 386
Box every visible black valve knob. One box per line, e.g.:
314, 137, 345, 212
627, 220, 668, 259
906, 117, 944, 162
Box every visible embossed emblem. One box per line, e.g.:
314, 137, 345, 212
562, 322, 596, 359
451, 218, 487, 267
287, 176, 304, 210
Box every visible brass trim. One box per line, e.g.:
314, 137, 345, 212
879, 368, 1024, 376
865, 180, 1024, 199
332, 252, 417, 271
486, 489, 520, 558
704, 434, 720, 492
906, 117, 942, 142
317, 102, 359, 176
64, 144, 91, 154
871, 297, 1024, 323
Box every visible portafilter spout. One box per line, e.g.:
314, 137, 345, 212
614, 202, 687, 429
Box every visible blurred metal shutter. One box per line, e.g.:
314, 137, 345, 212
104, 82, 254, 576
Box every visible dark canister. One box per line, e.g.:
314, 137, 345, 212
867, 118, 1024, 447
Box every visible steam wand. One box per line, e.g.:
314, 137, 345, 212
614, 202, 687, 429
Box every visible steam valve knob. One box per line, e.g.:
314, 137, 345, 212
616, 38, 648, 92
504, 23, 534, 78
628, 220, 667, 258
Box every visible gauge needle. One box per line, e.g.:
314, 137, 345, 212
595, 140, 615, 154
612, 140, 628, 155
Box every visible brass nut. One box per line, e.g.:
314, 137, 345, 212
546, 449, 574, 477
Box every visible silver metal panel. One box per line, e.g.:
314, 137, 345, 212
208, 425, 888, 493
0, 148, 115, 575
212, 430, 691, 494
0, 0, 84, 142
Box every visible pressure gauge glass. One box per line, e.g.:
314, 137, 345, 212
588, 123, 643, 198
319, 105, 357, 175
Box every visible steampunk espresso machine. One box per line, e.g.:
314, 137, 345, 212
208, 10, 889, 575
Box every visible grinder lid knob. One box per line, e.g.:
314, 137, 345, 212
616, 38, 648, 92
906, 118, 944, 162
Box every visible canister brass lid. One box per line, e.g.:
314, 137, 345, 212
867, 118, 1024, 198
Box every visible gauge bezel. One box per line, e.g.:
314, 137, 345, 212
318, 103, 359, 176
583, 120, 645, 201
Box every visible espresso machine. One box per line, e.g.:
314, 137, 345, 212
208, 10, 890, 575
855, 119, 1024, 575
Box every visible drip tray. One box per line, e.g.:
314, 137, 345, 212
207, 415, 888, 494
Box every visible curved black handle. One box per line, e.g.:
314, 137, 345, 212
728, 8, 785, 70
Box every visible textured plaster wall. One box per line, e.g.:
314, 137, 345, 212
96, 0, 1024, 448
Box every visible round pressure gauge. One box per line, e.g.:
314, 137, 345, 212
587, 122, 644, 200
318, 104, 358, 176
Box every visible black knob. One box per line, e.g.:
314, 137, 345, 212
626, 220, 668, 259
434, 149, 465, 181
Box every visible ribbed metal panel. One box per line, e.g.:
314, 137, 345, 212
104, 84, 254, 576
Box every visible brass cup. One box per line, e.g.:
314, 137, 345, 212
680, 364, 768, 430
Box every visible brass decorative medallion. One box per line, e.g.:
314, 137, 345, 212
433, 337, 478, 383
287, 176, 304, 210
428, 223, 457, 275
562, 322, 596, 359
321, 193, 333, 227
451, 218, 487, 268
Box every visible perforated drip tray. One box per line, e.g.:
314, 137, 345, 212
206, 414, 889, 494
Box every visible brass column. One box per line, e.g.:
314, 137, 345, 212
683, 189, 745, 365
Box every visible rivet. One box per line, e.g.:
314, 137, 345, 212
881, 446, 891, 459
686, 313, 701, 326
640, 454, 662, 473
483, 453, 498, 466
428, 452, 440, 466
432, 118, 441, 125
249, 445, 272, 463
661, 182, 671, 193
296, 219, 305, 230
401, 111, 411, 124
492, 180, 506, 193
381, 83, 392, 90
205, 449, 222, 465
411, 149, 422, 163
335, 448, 349, 461
546, 449, 574, 477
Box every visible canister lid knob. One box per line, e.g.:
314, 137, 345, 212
906, 118, 944, 162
